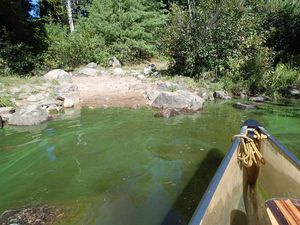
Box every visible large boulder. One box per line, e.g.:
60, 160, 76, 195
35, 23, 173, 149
56, 83, 80, 105
44, 69, 71, 83
78, 67, 99, 76
8, 105, 50, 126
0, 107, 15, 123
0, 107, 14, 115
151, 90, 205, 111
213, 90, 231, 100
233, 102, 257, 110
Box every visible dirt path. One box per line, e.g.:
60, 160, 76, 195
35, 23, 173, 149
72, 75, 151, 108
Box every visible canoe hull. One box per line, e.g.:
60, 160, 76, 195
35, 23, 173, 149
189, 121, 300, 225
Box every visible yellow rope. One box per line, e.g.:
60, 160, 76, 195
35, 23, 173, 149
233, 128, 266, 168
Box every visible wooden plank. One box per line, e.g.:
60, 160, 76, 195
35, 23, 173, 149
266, 199, 300, 225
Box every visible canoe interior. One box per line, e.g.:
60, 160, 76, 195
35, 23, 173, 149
189, 126, 300, 225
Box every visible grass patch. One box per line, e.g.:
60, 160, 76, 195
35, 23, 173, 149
0, 97, 15, 107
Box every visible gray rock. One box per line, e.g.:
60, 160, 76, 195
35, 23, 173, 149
86, 62, 98, 69
46, 104, 61, 114
10, 87, 21, 95
154, 108, 179, 118
283, 86, 300, 98
249, 96, 270, 102
151, 90, 205, 111
18, 93, 30, 100
44, 69, 71, 83
38, 97, 61, 107
63, 98, 74, 108
213, 91, 231, 100
113, 68, 123, 76
56, 83, 80, 104
233, 102, 257, 110
78, 68, 99, 76
146, 89, 161, 102
27, 94, 44, 102
0, 113, 12, 123
143, 64, 156, 75
0, 107, 14, 115
156, 82, 180, 92
108, 57, 121, 68
201, 91, 214, 101
137, 74, 145, 80
8, 105, 50, 126
153, 72, 161, 77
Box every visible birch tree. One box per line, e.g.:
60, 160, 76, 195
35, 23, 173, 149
66, 0, 75, 32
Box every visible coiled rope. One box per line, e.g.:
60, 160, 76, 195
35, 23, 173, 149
233, 128, 266, 168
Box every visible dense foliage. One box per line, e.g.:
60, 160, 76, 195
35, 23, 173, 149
0, 0, 299, 96
164, 0, 300, 95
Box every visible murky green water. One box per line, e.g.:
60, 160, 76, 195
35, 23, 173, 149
0, 101, 299, 225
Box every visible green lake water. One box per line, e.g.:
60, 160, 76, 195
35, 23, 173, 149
0, 101, 299, 225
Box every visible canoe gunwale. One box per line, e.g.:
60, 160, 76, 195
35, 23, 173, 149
188, 125, 247, 225
188, 120, 300, 225
259, 126, 300, 168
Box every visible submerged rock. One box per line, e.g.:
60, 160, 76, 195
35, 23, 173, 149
233, 102, 257, 110
154, 108, 179, 118
249, 96, 270, 102
151, 90, 204, 111
282, 86, 300, 98
8, 105, 50, 126
213, 90, 231, 100
0, 205, 63, 225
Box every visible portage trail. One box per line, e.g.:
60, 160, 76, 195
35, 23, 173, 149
72, 75, 151, 108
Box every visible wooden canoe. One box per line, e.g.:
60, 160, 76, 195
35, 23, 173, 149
189, 119, 300, 225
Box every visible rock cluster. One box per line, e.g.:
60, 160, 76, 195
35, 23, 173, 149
0, 68, 80, 126
0, 205, 63, 225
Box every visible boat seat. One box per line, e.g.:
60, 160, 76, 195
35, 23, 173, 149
265, 198, 300, 225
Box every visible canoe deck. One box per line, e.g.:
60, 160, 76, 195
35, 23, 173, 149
265, 198, 300, 225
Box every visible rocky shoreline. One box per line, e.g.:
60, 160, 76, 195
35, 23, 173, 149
1, 61, 299, 126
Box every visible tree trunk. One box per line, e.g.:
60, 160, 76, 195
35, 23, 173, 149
187, 0, 192, 20
66, 0, 75, 32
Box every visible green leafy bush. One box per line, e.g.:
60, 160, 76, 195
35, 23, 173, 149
261, 64, 300, 95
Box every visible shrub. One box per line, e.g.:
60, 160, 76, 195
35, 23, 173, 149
0, 97, 15, 107
261, 64, 300, 96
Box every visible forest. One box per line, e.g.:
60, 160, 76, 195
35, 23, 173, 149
1, 0, 300, 96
